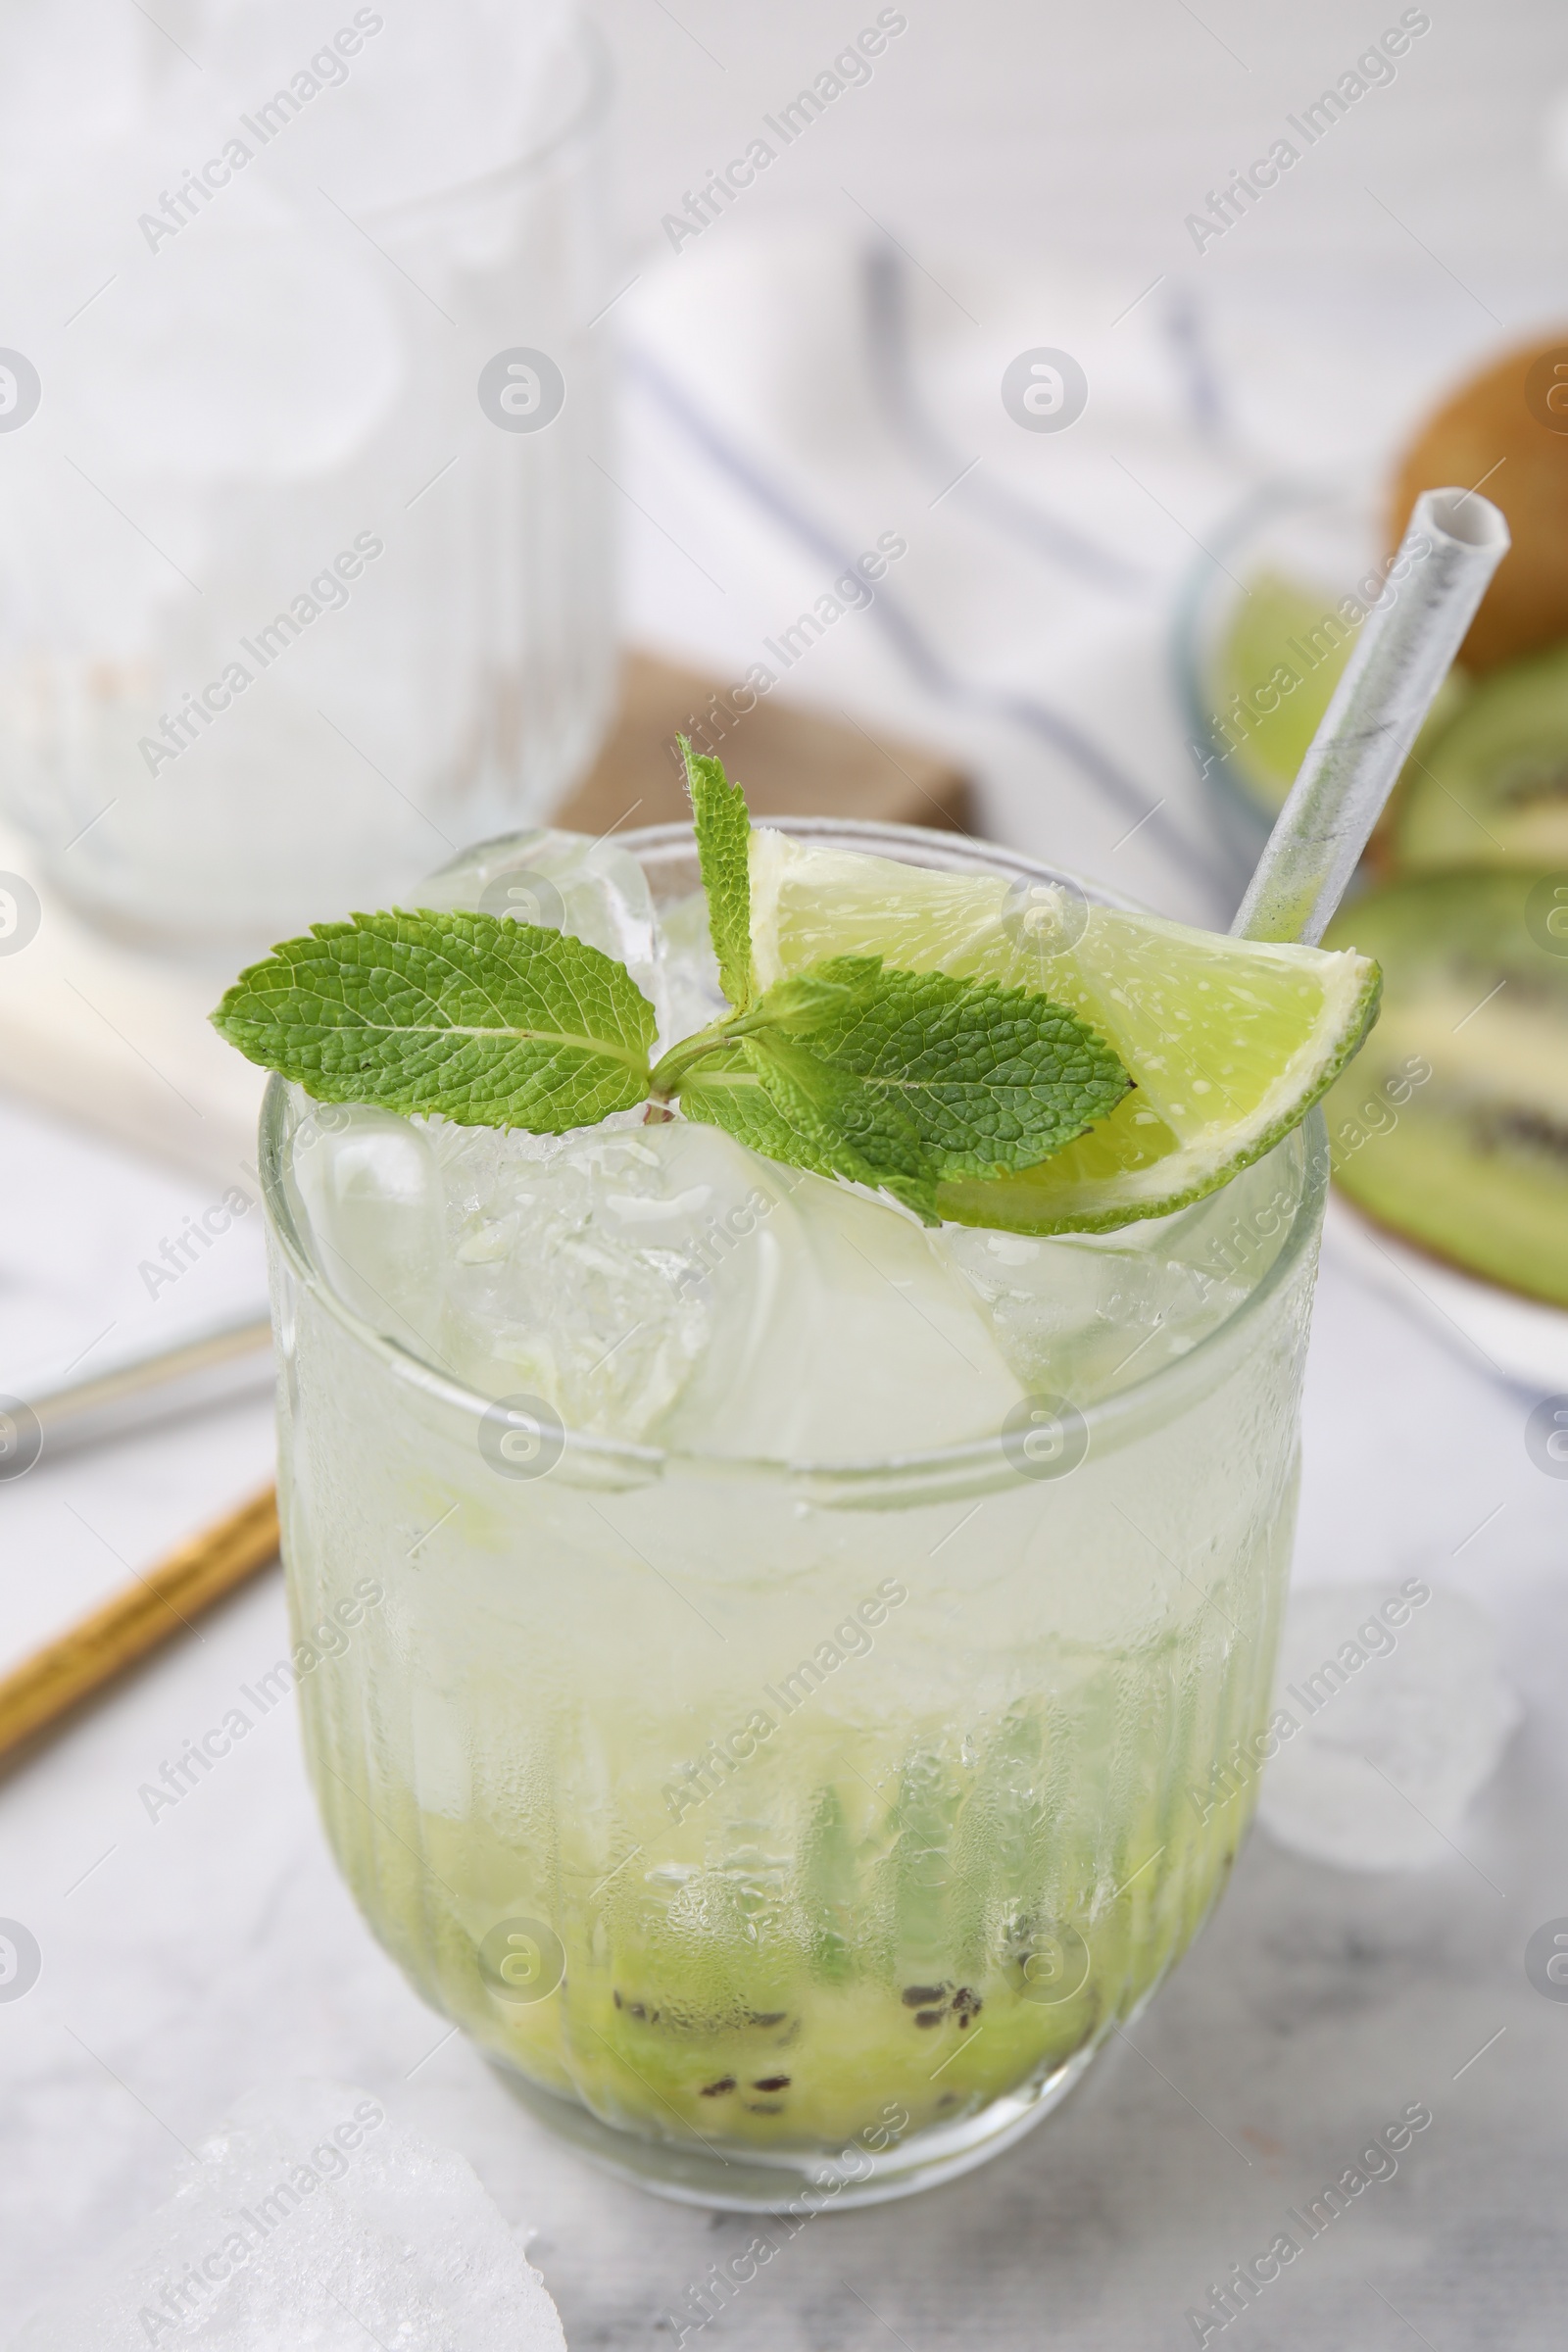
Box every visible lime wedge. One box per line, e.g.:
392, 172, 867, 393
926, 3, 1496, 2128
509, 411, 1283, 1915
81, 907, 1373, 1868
749, 830, 1381, 1233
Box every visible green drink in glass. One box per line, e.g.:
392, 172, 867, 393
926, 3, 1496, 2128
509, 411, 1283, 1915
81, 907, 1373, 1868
235, 791, 1374, 2207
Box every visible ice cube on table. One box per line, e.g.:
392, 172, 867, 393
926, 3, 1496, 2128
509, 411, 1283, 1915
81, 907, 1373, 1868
7, 2078, 565, 2351
419, 829, 667, 1039
1257, 1582, 1521, 1872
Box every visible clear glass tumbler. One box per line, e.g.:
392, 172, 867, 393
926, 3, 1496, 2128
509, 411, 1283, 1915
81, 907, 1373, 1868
260, 820, 1328, 2209
0, 7, 614, 953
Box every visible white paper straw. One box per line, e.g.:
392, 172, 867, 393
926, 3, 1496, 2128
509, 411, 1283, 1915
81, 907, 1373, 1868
1231, 488, 1510, 945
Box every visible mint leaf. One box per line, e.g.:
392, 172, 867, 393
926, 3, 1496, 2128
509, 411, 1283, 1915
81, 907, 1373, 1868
745, 1029, 944, 1221
729, 962, 883, 1034
680, 1044, 840, 1173
212, 909, 656, 1130
646, 965, 882, 1102
678, 956, 1129, 1221
743, 956, 1129, 1178
209, 759, 1131, 1229
677, 1035, 944, 1221
681, 737, 754, 1010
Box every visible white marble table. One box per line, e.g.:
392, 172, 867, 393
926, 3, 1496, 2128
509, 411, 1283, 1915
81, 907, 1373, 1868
1, 1076, 1563, 2350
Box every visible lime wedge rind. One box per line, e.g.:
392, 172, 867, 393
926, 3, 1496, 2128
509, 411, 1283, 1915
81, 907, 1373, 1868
748, 829, 1381, 1237
936, 960, 1381, 1234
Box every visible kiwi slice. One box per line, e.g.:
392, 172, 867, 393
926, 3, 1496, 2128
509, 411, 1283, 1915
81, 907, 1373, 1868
1322, 868, 1568, 1305
1391, 643, 1568, 873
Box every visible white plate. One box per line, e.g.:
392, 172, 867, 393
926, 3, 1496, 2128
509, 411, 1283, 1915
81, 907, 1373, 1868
1324, 1191, 1568, 1394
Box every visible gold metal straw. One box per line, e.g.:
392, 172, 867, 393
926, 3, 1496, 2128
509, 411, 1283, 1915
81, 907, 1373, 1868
0, 1486, 279, 1765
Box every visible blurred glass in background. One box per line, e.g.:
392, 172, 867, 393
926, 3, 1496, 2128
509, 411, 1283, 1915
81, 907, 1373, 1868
0, 0, 614, 953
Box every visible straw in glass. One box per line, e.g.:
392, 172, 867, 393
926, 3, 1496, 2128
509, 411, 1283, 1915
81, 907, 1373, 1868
1231, 488, 1510, 946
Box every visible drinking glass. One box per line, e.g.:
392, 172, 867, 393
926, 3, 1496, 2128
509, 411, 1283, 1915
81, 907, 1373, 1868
260, 819, 1328, 2208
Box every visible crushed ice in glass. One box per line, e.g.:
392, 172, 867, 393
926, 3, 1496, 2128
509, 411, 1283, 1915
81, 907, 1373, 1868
285, 829, 1305, 1461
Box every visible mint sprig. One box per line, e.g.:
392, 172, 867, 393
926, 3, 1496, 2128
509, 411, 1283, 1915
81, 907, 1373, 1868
213, 910, 658, 1130
681, 734, 755, 1010
212, 757, 1131, 1223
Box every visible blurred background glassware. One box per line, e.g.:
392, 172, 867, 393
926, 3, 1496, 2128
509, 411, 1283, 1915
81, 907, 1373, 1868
0, 0, 615, 956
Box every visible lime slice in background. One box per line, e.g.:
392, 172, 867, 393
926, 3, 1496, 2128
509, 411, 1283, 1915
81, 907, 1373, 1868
1390, 642, 1568, 874
1322, 867, 1568, 1306
750, 830, 1381, 1235
1209, 570, 1468, 820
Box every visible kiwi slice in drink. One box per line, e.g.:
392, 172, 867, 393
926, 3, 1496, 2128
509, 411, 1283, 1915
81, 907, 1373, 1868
1321, 868, 1568, 1304
1390, 643, 1568, 873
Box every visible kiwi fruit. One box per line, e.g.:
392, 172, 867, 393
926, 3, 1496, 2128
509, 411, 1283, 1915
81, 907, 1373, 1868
1390, 334, 1568, 673
1322, 867, 1568, 1305
1390, 642, 1568, 873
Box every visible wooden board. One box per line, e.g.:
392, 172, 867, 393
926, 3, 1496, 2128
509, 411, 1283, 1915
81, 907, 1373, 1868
558, 651, 973, 837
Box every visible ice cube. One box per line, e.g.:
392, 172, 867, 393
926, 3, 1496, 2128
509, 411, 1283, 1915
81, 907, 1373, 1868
654, 885, 729, 1050
430, 1116, 722, 1440
428, 1114, 1024, 1460
937, 1143, 1301, 1402
1257, 1582, 1521, 1872
668, 1166, 1026, 1462
288, 1105, 446, 1356
419, 829, 667, 1041
66, 227, 403, 482
937, 1220, 1185, 1400
8, 2077, 566, 2350
206, 0, 588, 215
937, 1209, 1236, 1405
